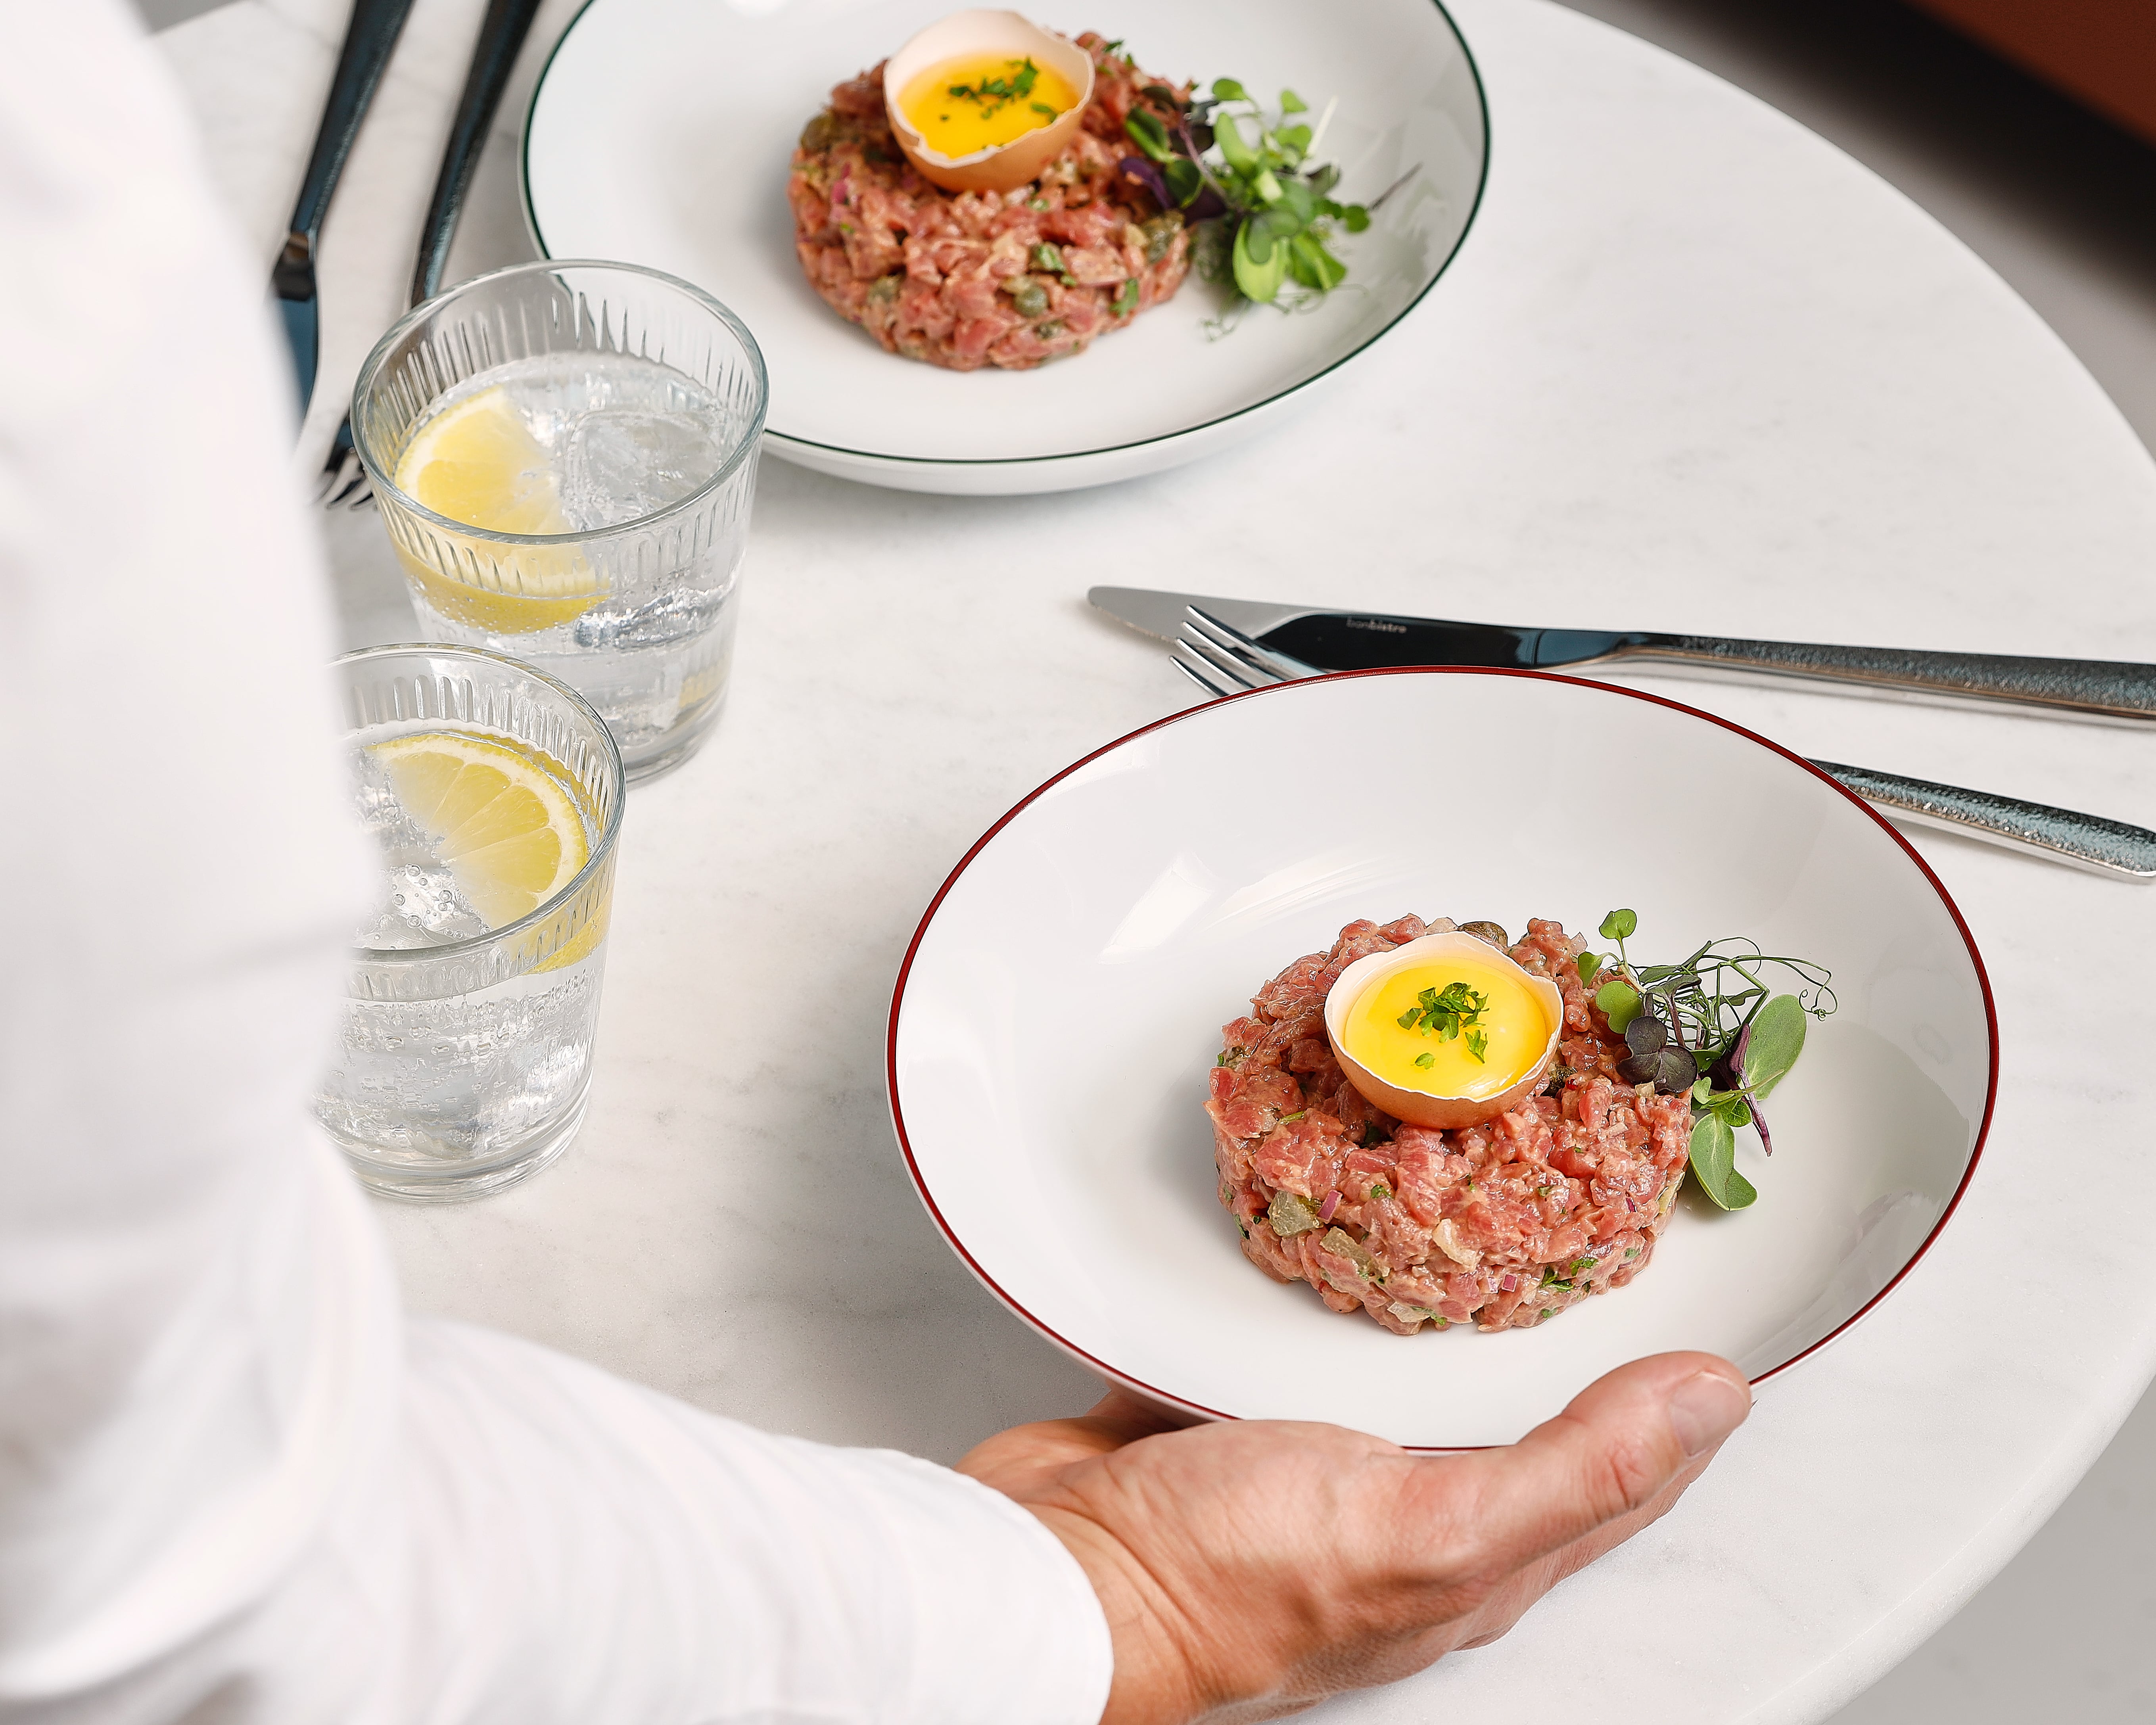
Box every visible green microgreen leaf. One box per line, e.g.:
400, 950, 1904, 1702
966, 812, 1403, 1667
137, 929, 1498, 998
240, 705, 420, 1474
1215, 111, 1258, 172
1341, 203, 1370, 232
1280, 87, 1308, 111
1231, 214, 1288, 298
1688, 1113, 1757, 1210
1599, 908, 1638, 942
1212, 77, 1249, 102
1741, 993, 1808, 1099
1163, 157, 1203, 206
1595, 980, 1641, 1032
1576, 952, 1601, 984
1123, 109, 1172, 163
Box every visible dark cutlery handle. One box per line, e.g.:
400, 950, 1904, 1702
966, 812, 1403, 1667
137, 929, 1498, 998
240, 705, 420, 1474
410, 0, 545, 306
1813, 760, 2156, 878
1627, 635, 2156, 722
286, 0, 420, 246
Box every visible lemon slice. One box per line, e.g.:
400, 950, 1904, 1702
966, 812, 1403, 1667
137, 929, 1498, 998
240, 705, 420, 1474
396, 385, 567, 535
391, 386, 598, 635
370, 731, 591, 930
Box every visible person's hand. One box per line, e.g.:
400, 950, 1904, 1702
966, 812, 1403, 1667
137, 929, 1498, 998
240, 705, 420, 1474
959, 1351, 1749, 1724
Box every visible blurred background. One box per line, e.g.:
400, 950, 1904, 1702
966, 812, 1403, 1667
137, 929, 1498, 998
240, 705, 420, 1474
128, 0, 2156, 1715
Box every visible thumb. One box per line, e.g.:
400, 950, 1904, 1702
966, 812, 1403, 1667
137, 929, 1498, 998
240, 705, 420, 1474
1437, 1351, 1750, 1578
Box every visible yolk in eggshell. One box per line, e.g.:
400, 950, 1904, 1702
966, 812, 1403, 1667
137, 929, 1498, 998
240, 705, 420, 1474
898, 52, 1080, 157
1341, 952, 1553, 1100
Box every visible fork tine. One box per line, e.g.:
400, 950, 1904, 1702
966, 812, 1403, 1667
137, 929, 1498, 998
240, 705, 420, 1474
315, 414, 376, 509
1185, 606, 1322, 681
1168, 649, 1228, 698
1176, 624, 1274, 691
1169, 637, 1251, 697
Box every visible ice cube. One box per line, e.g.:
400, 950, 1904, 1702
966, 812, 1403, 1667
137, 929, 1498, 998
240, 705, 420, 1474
560, 407, 725, 530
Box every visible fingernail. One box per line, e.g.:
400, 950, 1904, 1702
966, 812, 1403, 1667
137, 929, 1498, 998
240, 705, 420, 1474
1668, 1372, 1749, 1458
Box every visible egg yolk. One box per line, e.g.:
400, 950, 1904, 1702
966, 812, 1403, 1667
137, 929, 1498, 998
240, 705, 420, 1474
1342, 954, 1552, 1100
899, 52, 1080, 158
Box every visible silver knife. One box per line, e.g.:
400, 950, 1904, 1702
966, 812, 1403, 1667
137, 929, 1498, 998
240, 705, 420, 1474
1088, 585, 2156, 725
1161, 597, 2156, 879
273, 0, 418, 414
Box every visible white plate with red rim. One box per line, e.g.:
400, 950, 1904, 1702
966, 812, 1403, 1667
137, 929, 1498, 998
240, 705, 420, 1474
521, 0, 1489, 494
886, 670, 1996, 1449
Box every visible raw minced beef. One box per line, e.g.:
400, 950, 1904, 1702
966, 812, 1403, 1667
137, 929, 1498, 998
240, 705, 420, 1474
786, 33, 1192, 370
1208, 915, 1695, 1335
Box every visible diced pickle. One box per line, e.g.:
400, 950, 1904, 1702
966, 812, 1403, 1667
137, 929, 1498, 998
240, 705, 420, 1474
799, 112, 838, 152
1322, 1225, 1382, 1283
1142, 212, 1183, 263
1267, 1190, 1320, 1236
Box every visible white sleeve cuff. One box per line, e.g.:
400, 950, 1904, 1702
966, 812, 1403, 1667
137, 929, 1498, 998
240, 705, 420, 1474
396, 1320, 1113, 1725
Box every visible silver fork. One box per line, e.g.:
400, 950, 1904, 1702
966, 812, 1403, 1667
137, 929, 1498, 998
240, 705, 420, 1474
1173, 606, 2156, 879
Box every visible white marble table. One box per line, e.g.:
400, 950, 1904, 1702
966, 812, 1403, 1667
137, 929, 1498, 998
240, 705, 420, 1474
159, 0, 2156, 1718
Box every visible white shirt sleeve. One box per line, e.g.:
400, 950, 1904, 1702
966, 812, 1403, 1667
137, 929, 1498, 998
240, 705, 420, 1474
0, 6, 1114, 1722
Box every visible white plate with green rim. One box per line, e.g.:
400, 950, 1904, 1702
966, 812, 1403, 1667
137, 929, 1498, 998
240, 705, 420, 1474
887, 670, 1997, 1448
522, 0, 1489, 494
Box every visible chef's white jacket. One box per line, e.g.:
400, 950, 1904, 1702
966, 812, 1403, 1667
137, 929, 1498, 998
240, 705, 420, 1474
0, 5, 1113, 1719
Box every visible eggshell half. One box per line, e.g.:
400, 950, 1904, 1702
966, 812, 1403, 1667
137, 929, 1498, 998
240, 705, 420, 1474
884, 10, 1095, 194
1323, 932, 1565, 1131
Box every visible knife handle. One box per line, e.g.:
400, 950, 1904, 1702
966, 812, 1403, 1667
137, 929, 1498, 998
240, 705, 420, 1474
410, 0, 545, 307
284, 0, 420, 254
1621, 635, 2156, 723
1813, 760, 2156, 878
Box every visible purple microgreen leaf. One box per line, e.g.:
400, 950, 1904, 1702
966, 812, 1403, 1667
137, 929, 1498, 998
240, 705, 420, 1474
1118, 155, 1171, 209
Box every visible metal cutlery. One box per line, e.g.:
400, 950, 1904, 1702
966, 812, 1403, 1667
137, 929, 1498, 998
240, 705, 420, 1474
274, 0, 418, 416
1091, 584, 2156, 727
1172, 605, 2156, 880
319, 0, 547, 508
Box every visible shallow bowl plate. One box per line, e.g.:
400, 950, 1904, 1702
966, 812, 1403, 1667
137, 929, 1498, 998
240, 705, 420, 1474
887, 671, 1995, 1448
523, 0, 1488, 493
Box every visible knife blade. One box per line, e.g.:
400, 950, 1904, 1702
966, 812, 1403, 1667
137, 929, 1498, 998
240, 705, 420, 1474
1088, 585, 2156, 725
273, 0, 419, 415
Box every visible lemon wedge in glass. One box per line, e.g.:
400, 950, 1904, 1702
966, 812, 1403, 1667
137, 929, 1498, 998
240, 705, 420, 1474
370, 731, 591, 930
391, 387, 597, 634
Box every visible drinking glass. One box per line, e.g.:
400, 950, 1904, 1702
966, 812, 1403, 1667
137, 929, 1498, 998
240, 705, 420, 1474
352, 261, 767, 782
318, 644, 626, 1201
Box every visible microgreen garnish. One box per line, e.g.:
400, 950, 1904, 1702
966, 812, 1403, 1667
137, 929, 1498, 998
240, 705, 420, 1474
1579, 908, 1836, 1213
945, 57, 1049, 125
1118, 73, 1398, 321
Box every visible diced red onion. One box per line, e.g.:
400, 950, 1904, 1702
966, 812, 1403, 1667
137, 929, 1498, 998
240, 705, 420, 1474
1500, 1272, 1519, 1293
1318, 1190, 1341, 1223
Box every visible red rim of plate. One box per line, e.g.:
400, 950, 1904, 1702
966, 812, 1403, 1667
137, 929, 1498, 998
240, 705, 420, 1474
885, 667, 1999, 1451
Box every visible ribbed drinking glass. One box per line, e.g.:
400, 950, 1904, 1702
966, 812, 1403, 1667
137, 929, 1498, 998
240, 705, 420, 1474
318, 644, 626, 1201
353, 260, 767, 781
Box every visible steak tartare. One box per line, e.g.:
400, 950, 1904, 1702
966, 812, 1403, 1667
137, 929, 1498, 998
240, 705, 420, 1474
787, 34, 1193, 370
1210, 915, 1695, 1335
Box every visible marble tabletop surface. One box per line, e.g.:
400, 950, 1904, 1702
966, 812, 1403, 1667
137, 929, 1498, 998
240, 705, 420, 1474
157, 0, 2156, 1718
